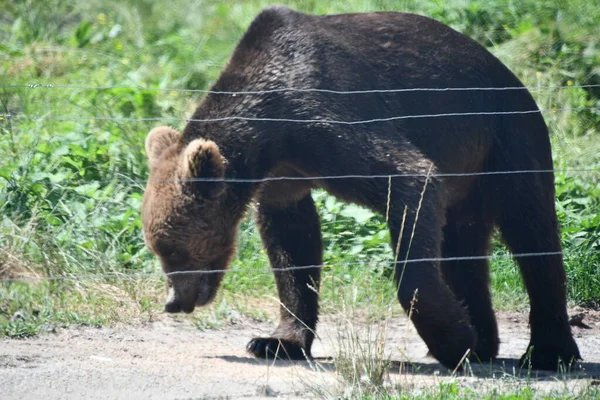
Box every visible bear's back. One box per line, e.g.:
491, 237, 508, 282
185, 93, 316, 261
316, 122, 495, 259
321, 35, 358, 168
192, 7, 548, 178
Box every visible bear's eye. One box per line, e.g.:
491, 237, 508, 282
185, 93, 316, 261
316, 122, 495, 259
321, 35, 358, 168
165, 249, 189, 264
166, 250, 177, 258
155, 243, 189, 265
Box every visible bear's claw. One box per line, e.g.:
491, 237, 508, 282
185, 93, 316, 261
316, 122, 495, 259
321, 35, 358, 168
519, 344, 581, 371
247, 337, 308, 360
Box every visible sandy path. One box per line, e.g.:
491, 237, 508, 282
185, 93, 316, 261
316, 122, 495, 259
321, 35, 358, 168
1, 309, 599, 399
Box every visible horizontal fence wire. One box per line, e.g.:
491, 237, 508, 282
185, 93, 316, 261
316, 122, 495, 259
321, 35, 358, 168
2, 106, 600, 126
6, 168, 598, 187
2, 83, 600, 95
2, 250, 599, 283
0, 169, 598, 188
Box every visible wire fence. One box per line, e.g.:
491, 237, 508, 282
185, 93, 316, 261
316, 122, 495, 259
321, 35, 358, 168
1, 168, 598, 187
3, 250, 600, 284
1, 108, 599, 182
2, 82, 600, 94
1, 82, 599, 286
2, 106, 599, 126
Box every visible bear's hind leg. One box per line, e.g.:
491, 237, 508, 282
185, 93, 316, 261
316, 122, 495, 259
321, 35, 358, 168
248, 194, 322, 360
441, 204, 499, 363
496, 173, 581, 370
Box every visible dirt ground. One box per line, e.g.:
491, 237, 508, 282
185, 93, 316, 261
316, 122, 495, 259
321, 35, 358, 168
1, 309, 600, 400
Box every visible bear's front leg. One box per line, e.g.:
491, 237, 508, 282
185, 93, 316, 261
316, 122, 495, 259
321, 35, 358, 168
385, 177, 478, 370
248, 194, 322, 360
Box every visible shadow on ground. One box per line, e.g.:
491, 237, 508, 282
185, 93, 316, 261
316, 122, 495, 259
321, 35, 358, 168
213, 355, 600, 381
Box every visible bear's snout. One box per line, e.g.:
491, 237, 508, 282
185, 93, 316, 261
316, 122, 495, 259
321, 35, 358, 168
164, 298, 195, 314
164, 279, 200, 314
164, 299, 181, 313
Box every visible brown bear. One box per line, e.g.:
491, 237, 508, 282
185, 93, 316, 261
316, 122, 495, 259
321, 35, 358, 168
141, 6, 581, 370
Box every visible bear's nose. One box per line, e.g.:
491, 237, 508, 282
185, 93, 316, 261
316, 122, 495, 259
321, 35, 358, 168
164, 300, 182, 313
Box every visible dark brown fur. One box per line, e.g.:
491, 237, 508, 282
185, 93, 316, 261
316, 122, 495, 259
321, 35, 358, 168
141, 7, 581, 370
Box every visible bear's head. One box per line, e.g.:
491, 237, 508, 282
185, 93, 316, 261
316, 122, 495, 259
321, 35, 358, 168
141, 126, 236, 313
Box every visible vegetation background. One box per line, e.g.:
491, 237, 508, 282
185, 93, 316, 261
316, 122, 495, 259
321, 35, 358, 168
0, 0, 599, 350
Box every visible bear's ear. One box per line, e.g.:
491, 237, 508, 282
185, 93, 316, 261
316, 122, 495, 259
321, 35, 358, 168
181, 139, 226, 198
145, 126, 180, 162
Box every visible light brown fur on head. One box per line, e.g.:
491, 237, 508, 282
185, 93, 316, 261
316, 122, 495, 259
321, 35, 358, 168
141, 126, 236, 313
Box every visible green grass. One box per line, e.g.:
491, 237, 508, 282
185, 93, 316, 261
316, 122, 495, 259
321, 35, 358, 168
0, 0, 599, 343
341, 383, 600, 400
